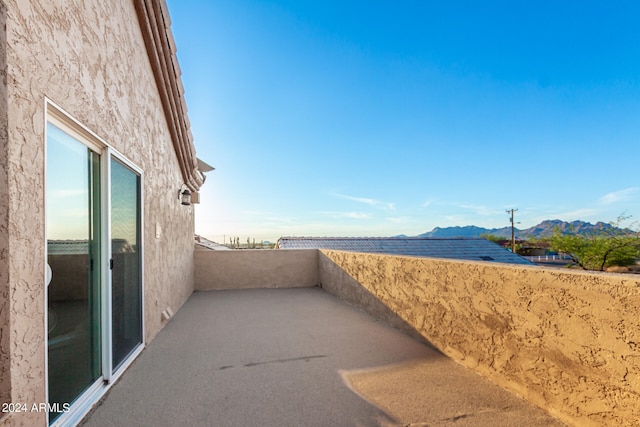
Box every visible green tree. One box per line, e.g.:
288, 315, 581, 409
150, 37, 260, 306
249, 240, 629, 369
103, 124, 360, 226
549, 215, 640, 271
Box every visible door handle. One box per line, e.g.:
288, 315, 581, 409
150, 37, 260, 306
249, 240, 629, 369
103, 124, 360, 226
46, 263, 52, 286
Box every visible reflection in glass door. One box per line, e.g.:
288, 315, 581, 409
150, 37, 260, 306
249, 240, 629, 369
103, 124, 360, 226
110, 158, 142, 370
46, 123, 102, 423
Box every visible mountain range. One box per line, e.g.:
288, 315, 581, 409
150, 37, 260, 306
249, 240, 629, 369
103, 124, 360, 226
415, 220, 633, 239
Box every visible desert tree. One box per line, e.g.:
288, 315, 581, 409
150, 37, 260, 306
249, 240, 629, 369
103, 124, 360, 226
549, 215, 640, 271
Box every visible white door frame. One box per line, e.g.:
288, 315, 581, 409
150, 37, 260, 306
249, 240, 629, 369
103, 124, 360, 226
44, 99, 146, 426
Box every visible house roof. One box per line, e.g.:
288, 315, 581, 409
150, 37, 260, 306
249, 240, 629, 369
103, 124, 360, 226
134, 0, 205, 191
276, 237, 534, 265
195, 235, 231, 251
197, 158, 215, 173
47, 240, 89, 255
48, 239, 133, 255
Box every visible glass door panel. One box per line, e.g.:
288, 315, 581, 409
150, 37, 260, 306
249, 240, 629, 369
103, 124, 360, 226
46, 123, 101, 423
110, 158, 142, 370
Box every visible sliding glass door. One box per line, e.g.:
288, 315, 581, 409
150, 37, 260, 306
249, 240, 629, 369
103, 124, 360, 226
46, 123, 102, 423
46, 113, 144, 424
110, 158, 142, 370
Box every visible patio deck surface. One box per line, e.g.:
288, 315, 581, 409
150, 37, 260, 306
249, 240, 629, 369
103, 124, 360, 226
81, 287, 563, 426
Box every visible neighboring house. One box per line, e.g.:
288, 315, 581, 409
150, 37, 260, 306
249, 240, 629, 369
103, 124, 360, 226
276, 237, 534, 265
0, 1, 209, 425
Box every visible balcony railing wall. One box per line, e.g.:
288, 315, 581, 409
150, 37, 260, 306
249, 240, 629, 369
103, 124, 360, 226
195, 249, 318, 290
195, 248, 640, 426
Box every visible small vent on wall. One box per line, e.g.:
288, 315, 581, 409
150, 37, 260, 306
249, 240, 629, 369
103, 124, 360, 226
161, 307, 174, 322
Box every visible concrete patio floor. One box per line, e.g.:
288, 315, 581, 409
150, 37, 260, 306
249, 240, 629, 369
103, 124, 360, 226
81, 287, 564, 426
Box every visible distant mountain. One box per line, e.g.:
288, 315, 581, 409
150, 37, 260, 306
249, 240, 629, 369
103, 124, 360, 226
418, 220, 632, 239
419, 225, 507, 238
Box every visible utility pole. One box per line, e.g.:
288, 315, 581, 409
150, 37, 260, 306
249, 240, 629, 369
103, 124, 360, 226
506, 208, 518, 253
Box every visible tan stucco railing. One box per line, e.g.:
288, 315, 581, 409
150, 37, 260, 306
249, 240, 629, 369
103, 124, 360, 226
194, 248, 640, 426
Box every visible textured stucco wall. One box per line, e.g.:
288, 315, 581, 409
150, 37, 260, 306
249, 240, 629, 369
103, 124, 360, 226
195, 249, 319, 291
0, 0, 9, 417
319, 250, 640, 427
3, 1, 195, 424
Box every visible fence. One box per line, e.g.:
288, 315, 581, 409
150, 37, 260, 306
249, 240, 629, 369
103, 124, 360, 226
526, 254, 572, 262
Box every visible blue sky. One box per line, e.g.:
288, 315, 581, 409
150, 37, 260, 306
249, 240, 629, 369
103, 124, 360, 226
167, 0, 640, 243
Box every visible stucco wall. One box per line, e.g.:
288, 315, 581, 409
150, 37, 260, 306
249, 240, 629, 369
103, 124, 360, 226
319, 250, 640, 426
3, 1, 195, 424
0, 0, 9, 417
195, 249, 319, 291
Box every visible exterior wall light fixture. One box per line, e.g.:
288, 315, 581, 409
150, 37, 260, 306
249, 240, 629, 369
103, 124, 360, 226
179, 186, 192, 206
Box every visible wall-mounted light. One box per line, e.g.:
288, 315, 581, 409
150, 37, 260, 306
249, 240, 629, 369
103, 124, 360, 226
179, 186, 192, 206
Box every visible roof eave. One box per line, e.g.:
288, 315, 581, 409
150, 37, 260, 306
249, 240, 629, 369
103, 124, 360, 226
134, 0, 204, 191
